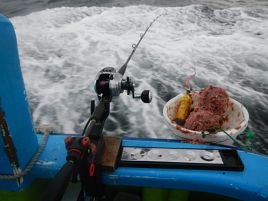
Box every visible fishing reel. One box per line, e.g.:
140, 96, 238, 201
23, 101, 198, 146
94, 67, 152, 103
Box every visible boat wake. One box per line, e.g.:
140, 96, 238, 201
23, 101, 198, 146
10, 5, 268, 153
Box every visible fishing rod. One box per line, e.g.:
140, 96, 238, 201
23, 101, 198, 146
41, 14, 163, 201
118, 13, 163, 76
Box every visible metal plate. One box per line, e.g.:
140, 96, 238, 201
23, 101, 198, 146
121, 147, 223, 164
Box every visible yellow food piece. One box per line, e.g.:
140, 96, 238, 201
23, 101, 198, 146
175, 93, 192, 125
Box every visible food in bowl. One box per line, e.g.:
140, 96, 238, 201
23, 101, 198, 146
184, 109, 222, 131
183, 85, 229, 132
163, 85, 249, 144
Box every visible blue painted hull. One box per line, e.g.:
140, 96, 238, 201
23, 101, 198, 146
30, 134, 268, 201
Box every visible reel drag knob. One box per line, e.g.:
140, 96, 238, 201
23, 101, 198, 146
141, 90, 152, 103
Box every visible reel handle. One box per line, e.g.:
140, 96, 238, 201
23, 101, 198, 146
133, 90, 152, 103
141, 90, 152, 103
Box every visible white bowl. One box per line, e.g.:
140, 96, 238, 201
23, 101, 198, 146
163, 93, 249, 145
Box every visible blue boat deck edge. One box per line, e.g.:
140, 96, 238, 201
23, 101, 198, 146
17, 133, 268, 201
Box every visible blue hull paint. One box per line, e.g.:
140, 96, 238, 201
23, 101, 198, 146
30, 134, 268, 201
1, 13, 268, 201
0, 14, 38, 191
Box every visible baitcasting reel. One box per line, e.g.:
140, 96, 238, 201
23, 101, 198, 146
94, 67, 152, 103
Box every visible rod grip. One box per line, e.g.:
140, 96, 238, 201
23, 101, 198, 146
40, 161, 75, 201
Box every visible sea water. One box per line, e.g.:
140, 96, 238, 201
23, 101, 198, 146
1, 0, 268, 154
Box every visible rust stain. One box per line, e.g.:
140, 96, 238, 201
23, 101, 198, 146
0, 111, 19, 167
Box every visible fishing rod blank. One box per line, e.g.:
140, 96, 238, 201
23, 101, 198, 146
118, 14, 163, 76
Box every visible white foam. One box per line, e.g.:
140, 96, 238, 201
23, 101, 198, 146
10, 5, 268, 139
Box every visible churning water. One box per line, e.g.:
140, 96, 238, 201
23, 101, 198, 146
2, 0, 268, 154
